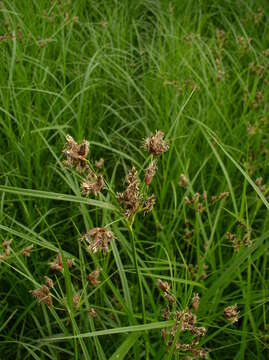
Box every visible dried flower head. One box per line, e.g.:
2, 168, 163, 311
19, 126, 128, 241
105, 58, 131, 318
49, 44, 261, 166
196, 203, 204, 214
192, 193, 200, 203
157, 278, 170, 292
117, 167, 140, 219
44, 276, 54, 288
95, 158, 104, 169
184, 196, 192, 206
143, 130, 169, 156
22, 244, 34, 257
50, 252, 63, 272
82, 227, 114, 254
88, 307, 97, 317
175, 309, 207, 336
63, 134, 89, 172
224, 304, 239, 324
66, 258, 75, 268
219, 192, 229, 200
88, 269, 101, 286
73, 293, 80, 310
142, 194, 156, 214
50, 252, 73, 272
211, 195, 217, 205
144, 160, 157, 185
164, 292, 176, 303
31, 285, 53, 307
3, 240, 12, 256
192, 293, 200, 311
163, 306, 171, 320
179, 173, 189, 188
81, 173, 104, 196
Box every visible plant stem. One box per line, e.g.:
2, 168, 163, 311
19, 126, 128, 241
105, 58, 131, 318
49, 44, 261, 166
128, 222, 146, 325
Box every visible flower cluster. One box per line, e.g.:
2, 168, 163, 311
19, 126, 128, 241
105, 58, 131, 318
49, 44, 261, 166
63, 135, 89, 172
82, 227, 115, 254
143, 130, 169, 156
158, 280, 208, 358
50, 252, 74, 272
224, 304, 239, 324
31, 284, 53, 307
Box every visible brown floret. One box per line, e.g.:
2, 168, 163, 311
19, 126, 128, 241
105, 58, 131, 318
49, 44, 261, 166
63, 134, 89, 172
144, 160, 157, 185
143, 130, 169, 156
82, 228, 114, 254
31, 285, 53, 307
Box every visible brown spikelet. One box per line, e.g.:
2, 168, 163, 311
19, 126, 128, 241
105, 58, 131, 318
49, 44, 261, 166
144, 160, 157, 185
67, 258, 74, 269
50, 252, 63, 272
219, 192, 229, 200
142, 194, 155, 214
82, 227, 114, 254
191, 293, 200, 311
143, 130, 169, 156
81, 173, 104, 196
73, 293, 80, 310
3, 240, 12, 256
157, 278, 170, 292
88, 307, 97, 317
224, 304, 239, 324
44, 276, 54, 288
63, 134, 89, 172
88, 269, 101, 286
31, 285, 53, 307
22, 244, 34, 257
95, 158, 104, 169
164, 292, 176, 303
117, 167, 140, 219
179, 173, 188, 188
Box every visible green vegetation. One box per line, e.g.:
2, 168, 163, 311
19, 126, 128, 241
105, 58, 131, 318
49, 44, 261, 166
1, 0, 269, 359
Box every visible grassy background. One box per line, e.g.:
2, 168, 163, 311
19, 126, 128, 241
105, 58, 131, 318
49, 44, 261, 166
1, 0, 269, 359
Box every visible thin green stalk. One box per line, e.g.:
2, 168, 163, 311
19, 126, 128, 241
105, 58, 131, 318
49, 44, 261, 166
128, 222, 146, 325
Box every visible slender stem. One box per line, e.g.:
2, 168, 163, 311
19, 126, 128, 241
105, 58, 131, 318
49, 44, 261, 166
128, 222, 146, 325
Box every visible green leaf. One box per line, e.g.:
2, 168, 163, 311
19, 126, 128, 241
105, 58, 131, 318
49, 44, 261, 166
109, 333, 140, 360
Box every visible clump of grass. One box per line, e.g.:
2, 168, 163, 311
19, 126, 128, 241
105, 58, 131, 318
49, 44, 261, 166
1, 1, 269, 359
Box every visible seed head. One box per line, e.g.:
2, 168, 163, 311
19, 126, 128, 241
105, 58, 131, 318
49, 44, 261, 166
143, 130, 169, 156
31, 285, 53, 307
63, 134, 89, 172
144, 160, 157, 185
95, 158, 104, 169
3, 240, 12, 256
192, 293, 200, 311
117, 167, 140, 219
224, 304, 239, 324
22, 244, 34, 257
81, 173, 104, 196
88, 269, 101, 286
44, 276, 54, 288
50, 252, 73, 272
197, 203, 204, 214
82, 227, 114, 254
50, 252, 63, 272
219, 192, 229, 200
164, 292, 176, 303
73, 293, 80, 310
142, 194, 156, 214
179, 173, 188, 188
88, 307, 97, 317
157, 278, 170, 292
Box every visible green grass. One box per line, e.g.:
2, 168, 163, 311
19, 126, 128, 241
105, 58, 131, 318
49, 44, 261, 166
1, 0, 269, 359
